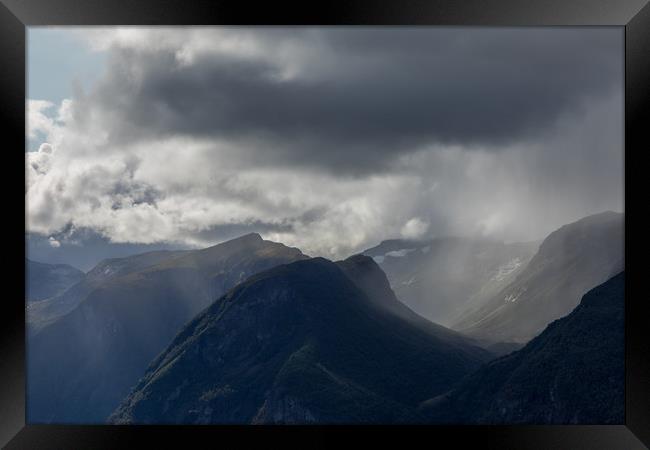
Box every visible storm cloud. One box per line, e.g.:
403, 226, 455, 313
26, 27, 624, 261
75, 28, 623, 173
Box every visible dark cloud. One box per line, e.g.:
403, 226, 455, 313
27, 28, 624, 258
82, 28, 622, 174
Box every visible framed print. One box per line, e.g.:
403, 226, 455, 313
2, 0, 649, 448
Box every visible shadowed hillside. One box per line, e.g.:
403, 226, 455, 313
110, 256, 491, 424
422, 272, 625, 424
28, 233, 307, 423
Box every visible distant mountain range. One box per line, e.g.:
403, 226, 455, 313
421, 272, 624, 424
26, 211, 625, 425
453, 211, 624, 344
110, 256, 491, 424
27, 233, 307, 423
25, 258, 84, 303
27, 249, 190, 331
363, 237, 538, 327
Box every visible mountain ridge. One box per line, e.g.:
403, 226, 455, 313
454, 211, 624, 343
27, 233, 308, 423
110, 255, 491, 424
25, 258, 85, 303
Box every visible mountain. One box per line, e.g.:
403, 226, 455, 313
421, 272, 624, 424
27, 233, 307, 423
27, 249, 190, 330
110, 256, 492, 424
362, 237, 538, 326
25, 258, 84, 303
454, 211, 624, 344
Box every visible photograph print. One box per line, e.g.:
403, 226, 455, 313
25, 26, 624, 425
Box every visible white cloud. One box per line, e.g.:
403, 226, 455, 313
24, 91, 624, 257
400, 218, 430, 240
25, 117, 427, 256
27, 98, 75, 152
27, 100, 55, 140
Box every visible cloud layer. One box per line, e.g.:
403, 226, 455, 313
27, 27, 624, 258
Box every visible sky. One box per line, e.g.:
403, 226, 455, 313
26, 27, 624, 271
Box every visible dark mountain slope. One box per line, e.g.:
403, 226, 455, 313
110, 256, 491, 424
27, 233, 307, 423
25, 258, 84, 303
454, 211, 624, 344
336, 255, 488, 351
422, 272, 625, 424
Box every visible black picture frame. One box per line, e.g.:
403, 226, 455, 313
2, 1, 648, 448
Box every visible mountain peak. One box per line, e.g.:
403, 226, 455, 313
336, 254, 387, 279
110, 251, 489, 425
336, 254, 423, 318
26, 258, 85, 302
564, 210, 623, 228
456, 210, 624, 344
199, 232, 264, 252
225, 232, 264, 244
199, 232, 265, 253
535, 210, 623, 260
240, 232, 263, 241
28, 231, 308, 423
